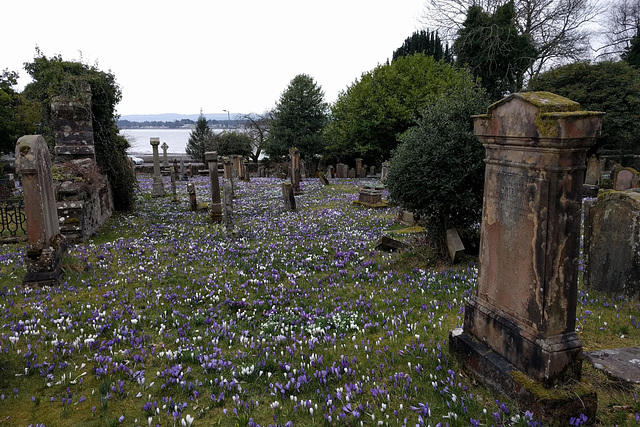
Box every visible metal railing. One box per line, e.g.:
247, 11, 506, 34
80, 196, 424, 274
0, 197, 26, 241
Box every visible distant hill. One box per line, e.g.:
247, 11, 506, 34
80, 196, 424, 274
120, 113, 240, 122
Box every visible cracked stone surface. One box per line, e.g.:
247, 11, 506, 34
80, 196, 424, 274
584, 347, 640, 384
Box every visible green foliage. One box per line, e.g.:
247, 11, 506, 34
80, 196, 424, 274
0, 69, 39, 155
454, 1, 537, 101
392, 29, 452, 63
623, 26, 640, 67
386, 82, 488, 243
186, 113, 217, 164
325, 54, 481, 162
23, 51, 136, 211
217, 130, 252, 157
265, 74, 328, 160
528, 60, 640, 154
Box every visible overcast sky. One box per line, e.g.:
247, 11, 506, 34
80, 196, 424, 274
3, 0, 426, 117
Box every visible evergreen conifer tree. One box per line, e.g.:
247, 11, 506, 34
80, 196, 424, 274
186, 112, 216, 165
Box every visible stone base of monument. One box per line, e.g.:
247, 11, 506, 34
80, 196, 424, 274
23, 235, 66, 287
450, 328, 597, 426
354, 187, 389, 208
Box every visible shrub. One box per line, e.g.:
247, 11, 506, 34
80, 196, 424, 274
386, 83, 488, 246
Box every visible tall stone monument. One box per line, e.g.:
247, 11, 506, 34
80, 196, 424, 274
150, 138, 165, 197
51, 82, 96, 161
205, 151, 223, 223
15, 135, 66, 286
450, 92, 604, 423
222, 157, 235, 198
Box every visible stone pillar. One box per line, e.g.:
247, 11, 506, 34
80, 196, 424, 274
222, 157, 235, 198
15, 135, 66, 286
282, 181, 297, 212
232, 155, 241, 179
170, 167, 178, 203
222, 180, 235, 234
289, 147, 301, 194
205, 151, 223, 223
161, 142, 169, 167
51, 82, 96, 161
180, 158, 187, 181
450, 92, 603, 423
355, 158, 363, 178
187, 183, 197, 211
150, 138, 165, 197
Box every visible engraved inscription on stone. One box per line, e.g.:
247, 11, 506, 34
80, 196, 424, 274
487, 171, 540, 225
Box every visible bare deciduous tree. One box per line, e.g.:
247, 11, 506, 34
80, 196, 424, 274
240, 112, 272, 163
421, 0, 603, 78
595, 0, 640, 59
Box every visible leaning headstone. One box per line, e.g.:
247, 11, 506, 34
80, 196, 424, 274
613, 167, 638, 191
15, 135, 66, 286
449, 92, 603, 424
150, 138, 165, 197
290, 147, 301, 194
381, 161, 389, 183
205, 152, 223, 223
187, 183, 197, 211
583, 191, 640, 298
161, 142, 169, 167
446, 228, 465, 263
584, 155, 601, 185
318, 171, 330, 186
374, 235, 407, 251
282, 181, 297, 212
222, 181, 235, 235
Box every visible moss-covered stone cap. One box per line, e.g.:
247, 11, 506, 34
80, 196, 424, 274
475, 92, 582, 117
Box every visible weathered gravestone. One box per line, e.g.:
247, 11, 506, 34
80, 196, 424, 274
161, 142, 169, 167
290, 147, 302, 194
150, 138, 165, 197
584, 155, 601, 186
222, 157, 235, 198
243, 159, 251, 182
380, 161, 389, 184
449, 92, 604, 424
446, 228, 465, 263
355, 158, 363, 178
170, 167, 178, 203
52, 93, 112, 243
327, 165, 335, 178
318, 171, 330, 186
282, 181, 296, 212
348, 168, 356, 179
205, 152, 223, 223
15, 135, 66, 286
180, 158, 187, 181
187, 183, 197, 212
222, 180, 235, 235
613, 167, 639, 191
583, 191, 640, 298
51, 83, 96, 161
354, 185, 387, 208
336, 163, 347, 179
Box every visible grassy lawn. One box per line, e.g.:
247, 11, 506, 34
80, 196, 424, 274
0, 175, 637, 426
